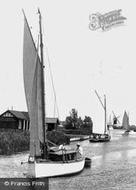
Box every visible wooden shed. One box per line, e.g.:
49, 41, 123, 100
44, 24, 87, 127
0, 110, 59, 131
0, 110, 29, 130
46, 117, 60, 131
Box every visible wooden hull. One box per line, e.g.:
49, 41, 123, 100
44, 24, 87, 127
29, 158, 85, 178
89, 133, 111, 143
89, 138, 110, 142
112, 125, 123, 129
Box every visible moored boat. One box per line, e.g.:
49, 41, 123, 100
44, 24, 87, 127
34, 158, 85, 178
23, 9, 85, 178
89, 133, 111, 142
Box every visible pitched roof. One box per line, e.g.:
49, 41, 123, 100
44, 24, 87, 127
0, 110, 59, 124
46, 117, 59, 124
8, 110, 29, 120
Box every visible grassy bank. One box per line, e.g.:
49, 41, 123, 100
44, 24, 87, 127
0, 129, 69, 155
0, 129, 29, 155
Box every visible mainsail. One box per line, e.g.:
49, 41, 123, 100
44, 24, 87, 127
23, 14, 44, 157
122, 111, 129, 130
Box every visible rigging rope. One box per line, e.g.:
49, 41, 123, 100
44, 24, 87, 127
47, 52, 60, 118
42, 23, 60, 119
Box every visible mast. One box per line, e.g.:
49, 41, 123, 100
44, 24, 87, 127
38, 9, 48, 159
104, 95, 107, 134
94, 90, 107, 134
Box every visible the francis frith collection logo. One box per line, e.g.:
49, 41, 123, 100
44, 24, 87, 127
89, 9, 127, 31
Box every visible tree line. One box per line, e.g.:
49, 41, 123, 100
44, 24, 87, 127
64, 108, 93, 132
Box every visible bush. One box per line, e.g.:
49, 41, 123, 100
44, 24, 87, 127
47, 130, 70, 145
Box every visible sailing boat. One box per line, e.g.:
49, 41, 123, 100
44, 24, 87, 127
122, 111, 130, 136
23, 9, 85, 178
89, 90, 111, 142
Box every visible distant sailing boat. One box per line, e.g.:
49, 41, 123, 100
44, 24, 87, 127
23, 9, 85, 178
89, 90, 111, 142
122, 111, 130, 136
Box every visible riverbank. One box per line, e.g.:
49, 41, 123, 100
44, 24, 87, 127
58, 128, 91, 142
65, 134, 89, 142
0, 129, 70, 155
0, 128, 92, 155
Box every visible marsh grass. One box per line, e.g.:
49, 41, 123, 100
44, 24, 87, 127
0, 129, 29, 155
0, 129, 69, 155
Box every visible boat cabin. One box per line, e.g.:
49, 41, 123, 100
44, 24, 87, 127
49, 147, 79, 162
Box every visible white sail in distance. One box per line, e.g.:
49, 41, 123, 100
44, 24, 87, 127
122, 111, 129, 130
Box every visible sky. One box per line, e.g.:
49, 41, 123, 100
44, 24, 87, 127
0, 0, 136, 133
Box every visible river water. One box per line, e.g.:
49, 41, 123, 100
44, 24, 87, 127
0, 129, 136, 189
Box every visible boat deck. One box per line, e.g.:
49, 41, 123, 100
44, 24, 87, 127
49, 148, 77, 161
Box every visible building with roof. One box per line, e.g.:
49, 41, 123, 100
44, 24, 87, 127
0, 110, 60, 131
46, 117, 60, 131
0, 110, 29, 130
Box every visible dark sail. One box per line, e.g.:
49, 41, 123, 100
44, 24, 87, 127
23, 14, 44, 157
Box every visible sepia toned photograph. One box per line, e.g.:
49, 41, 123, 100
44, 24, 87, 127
0, 0, 136, 189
